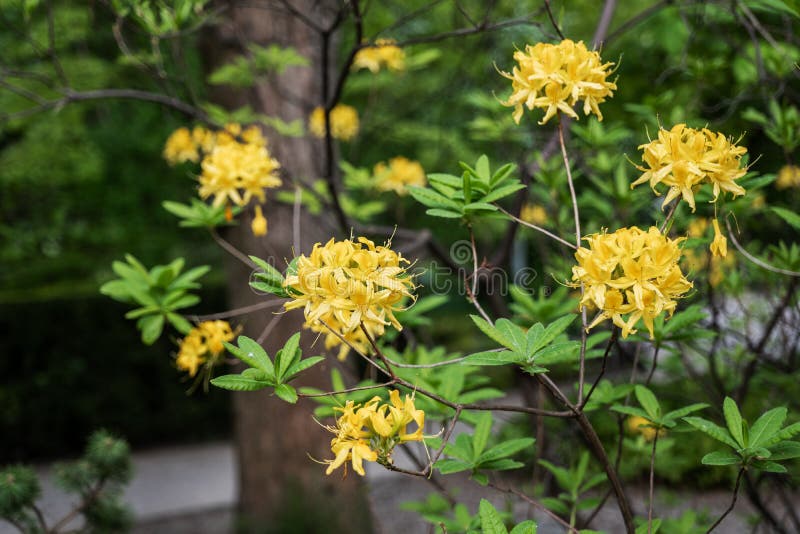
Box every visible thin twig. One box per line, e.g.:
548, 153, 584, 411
256, 313, 283, 344
726, 218, 800, 277
543, 0, 566, 39
707, 467, 745, 533
299, 382, 392, 398
647, 433, 659, 534
188, 299, 284, 321
496, 206, 577, 250
490, 483, 580, 533
210, 229, 256, 268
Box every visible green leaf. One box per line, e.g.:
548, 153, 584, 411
274, 383, 298, 403
610, 405, 652, 420
723, 397, 746, 447
166, 312, 193, 334
226, 336, 274, 376
479, 499, 508, 534
701, 451, 741, 466
481, 183, 526, 203
494, 318, 526, 352
139, 314, 165, 345
284, 356, 325, 381
509, 520, 537, 534
766, 421, 800, 445
408, 186, 461, 210
427, 173, 463, 188
475, 155, 491, 182
751, 460, 787, 473
530, 315, 576, 354
663, 403, 709, 422
684, 417, 740, 449
472, 412, 492, 459
748, 407, 787, 448
425, 208, 463, 218
211, 375, 273, 391
249, 255, 285, 283
772, 207, 800, 231
463, 201, 498, 212
275, 332, 301, 381
435, 458, 472, 474
767, 441, 800, 460
478, 438, 535, 464
470, 315, 515, 350
462, 350, 523, 366
634, 385, 661, 420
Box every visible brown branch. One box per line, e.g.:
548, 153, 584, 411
707, 467, 745, 533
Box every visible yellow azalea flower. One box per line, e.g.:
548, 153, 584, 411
308, 104, 360, 141
626, 416, 664, 442
251, 205, 268, 236
710, 219, 727, 258
776, 164, 800, 189
352, 39, 405, 73
374, 156, 426, 195
520, 204, 548, 225
632, 124, 748, 211
192, 126, 216, 153
500, 39, 616, 124
175, 320, 235, 377
163, 127, 200, 165
284, 237, 415, 360
571, 226, 692, 338
322, 391, 425, 476
198, 139, 282, 208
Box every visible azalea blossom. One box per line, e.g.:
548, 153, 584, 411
500, 39, 616, 124
309, 104, 360, 141
251, 205, 268, 236
571, 226, 692, 338
632, 124, 747, 211
323, 391, 425, 476
352, 39, 405, 73
710, 219, 727, 258
284, 237, 415, 359
175, 320, 235, 377
374, 156, 426, 195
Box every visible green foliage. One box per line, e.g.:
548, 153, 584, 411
2, 430, 132, 532
538, 452, 606, 523
434, 412, 535, 485
162, 199, 239, 228
611, 385, 707, 430
100, 255, 209, 343
248, 255, 289, 298
208, 44, 309, 87
409, 155, 524, 220
464, 314, 580, 373
400, 492, 482, 533
685, 397, 800, 473
743, 100, 800, 152
110, 0, 212, 35
479, 499, 537, 534
211, 334, 324, 403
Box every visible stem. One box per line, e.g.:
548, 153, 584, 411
707, 467, 745, 533
575, 412, 635, 533
647, 433, 659, 534
557, 116, 589, 403
496, 205, 577, 249
187, 299, 284, 321
210, 229, 256, 268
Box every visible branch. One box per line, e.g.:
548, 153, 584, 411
707, 467, 745, 533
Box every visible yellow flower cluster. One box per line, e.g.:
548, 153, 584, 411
324, 390, 424, 476
500, 39, 617, 125
198, 125, 281, 209
352, 39, 405, 73
520, 203, 548, 225
163, 124, 262, 166
571, 226, 692, 338
776, 164, 800, 189
374, 156, 426, 195
283, 237, 415, 360
309, 105, 360, 141
632, 124, 748, 211
175, 320, 235, 377
626, 416, 665, 442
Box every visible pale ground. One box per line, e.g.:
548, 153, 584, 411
0, 440, 769, 534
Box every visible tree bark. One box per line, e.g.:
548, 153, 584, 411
204, 2, 373, 531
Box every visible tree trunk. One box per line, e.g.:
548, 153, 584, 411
204, 2, 374, 531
